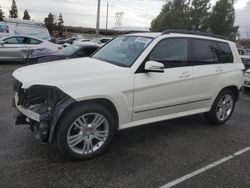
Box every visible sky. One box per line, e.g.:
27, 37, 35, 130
1, 0, 250, 37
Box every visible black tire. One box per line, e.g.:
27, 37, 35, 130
205, 89, 236, 125
56, 102, 116, 160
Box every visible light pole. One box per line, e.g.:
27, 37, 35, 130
96, 0, 101, 37
106, 2, 109, 36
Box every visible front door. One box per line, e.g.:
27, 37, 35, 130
133, 38, 193, 121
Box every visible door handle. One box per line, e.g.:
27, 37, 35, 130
179, 71, 191, 78
216, 67, 224, 72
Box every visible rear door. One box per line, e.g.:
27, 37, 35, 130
187, 39, 234, 111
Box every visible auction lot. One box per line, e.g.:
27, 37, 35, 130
0, 64, 250, 188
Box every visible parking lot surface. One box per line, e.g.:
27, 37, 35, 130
0, 64, 250, 188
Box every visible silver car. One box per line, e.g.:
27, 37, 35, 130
0, 35, 61, 62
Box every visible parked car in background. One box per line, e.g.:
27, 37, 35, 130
0, 35, 62, 62
244, 69, 250, 89
13, 30, 244, 160
25, 48, 54, 64
25, 44, 99, 64
241, 55, 250, 70
0, 18, 50, 40
91, 37, 112, 46
238, 48, 247, 55
245, 47, 250, 52
55, 37, 77, 45
73, 39, 91, 45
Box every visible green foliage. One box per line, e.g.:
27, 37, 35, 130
151, 0, 238, 40
0, 6, 4, 21
23, 9, 30, 20
44, 13, 55, 35
208, 0, 238, 40
238, 39, 250, 48
9, 0, 18, 18
189, 0, 210, 31
58, 13, 64, 36
151, 0, 191, 31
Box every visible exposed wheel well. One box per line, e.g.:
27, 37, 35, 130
220, 86, 239, 101
55, 98, 119, 135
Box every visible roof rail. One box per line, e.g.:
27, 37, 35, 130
161, 29, 229, 40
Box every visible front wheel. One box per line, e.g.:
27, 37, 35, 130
56, 103, 116, 160
205, 89, 236, 125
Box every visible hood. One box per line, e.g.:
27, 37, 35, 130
13, 57, 125, 89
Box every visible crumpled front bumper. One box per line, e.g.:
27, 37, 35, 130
13, 84, 75, 143
14, 93, 40, 122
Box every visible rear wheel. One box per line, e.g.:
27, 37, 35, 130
56, 103, 116, 160
205, 89, 236, 125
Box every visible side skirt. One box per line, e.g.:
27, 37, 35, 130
118, 107, 211, 130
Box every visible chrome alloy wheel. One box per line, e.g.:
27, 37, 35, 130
216, 94, 234, 121
67, 113, 109, 155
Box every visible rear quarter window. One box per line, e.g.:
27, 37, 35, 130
191, 39, 216, 65
217, 42, 233, 63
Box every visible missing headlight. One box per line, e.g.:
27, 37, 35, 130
14, 84, 75, 143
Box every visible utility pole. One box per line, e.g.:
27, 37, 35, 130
106, 2, 109, 36
96, 0, 101, 37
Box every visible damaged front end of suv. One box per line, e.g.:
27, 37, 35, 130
13, 79, 75, 143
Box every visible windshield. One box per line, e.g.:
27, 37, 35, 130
57, 45, 81, 56
92, 36, 153, 67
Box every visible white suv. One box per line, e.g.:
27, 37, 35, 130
13, 30, 244, 160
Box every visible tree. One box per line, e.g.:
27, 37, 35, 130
208, 0, 238, 40
189, 0, 210, 31
44, 13, 55, 35
57, 13, 64, 37
23, 9, 30, 20
9, 0, 18, 18
0, 6, 4, 21
151, 0, 191, 31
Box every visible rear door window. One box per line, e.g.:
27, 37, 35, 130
191, 39, 217, 65
30, 38, 42, 45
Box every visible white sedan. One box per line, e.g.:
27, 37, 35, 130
0, 35, 62, 62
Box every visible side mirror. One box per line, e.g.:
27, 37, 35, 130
144, 61, 164, 73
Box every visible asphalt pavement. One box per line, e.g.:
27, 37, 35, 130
0, 64, 250, 188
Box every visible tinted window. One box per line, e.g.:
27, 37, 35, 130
217, 42, 233, 63
30, 38, 42, 45
149, 38, 188, 68
191, 39, 216, 65
4, 37, 25, 44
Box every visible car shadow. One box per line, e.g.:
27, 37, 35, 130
46, 113, 214, 162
